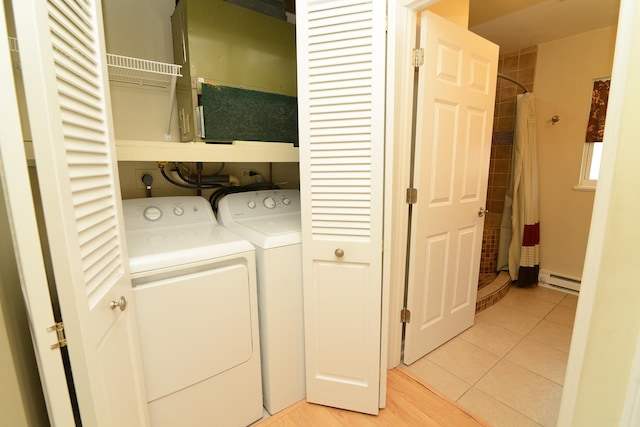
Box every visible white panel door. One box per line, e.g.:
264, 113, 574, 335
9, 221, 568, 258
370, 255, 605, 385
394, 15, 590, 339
296, 0, 386, 415
404, 12, 498, 364
12, 0, 150, 425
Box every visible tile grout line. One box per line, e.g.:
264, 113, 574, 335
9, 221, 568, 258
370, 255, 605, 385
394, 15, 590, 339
413, 286, 574, 426
455, 289, 570, 425
501, 294, 573, 388
458, 384, 544, 427
483, 293, 566, 379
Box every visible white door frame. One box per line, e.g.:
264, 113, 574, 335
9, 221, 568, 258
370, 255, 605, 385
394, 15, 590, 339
384, 0, 447, 369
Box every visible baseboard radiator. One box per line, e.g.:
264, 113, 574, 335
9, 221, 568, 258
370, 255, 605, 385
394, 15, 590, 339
538, 270, 581, 293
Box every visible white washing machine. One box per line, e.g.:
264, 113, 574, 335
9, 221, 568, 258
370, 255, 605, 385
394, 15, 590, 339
122, 196, 263, 427
216, 189, 304, 415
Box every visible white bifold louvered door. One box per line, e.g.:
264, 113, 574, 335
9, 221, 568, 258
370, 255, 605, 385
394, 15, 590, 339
12, 0, 150, 425
296, 0, 386, 415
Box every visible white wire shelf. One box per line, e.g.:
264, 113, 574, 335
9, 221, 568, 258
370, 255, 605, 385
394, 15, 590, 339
8, 37, 182, 141
7, 37, 181, 88
105, 54, 181, 140
106, 54, 182, 88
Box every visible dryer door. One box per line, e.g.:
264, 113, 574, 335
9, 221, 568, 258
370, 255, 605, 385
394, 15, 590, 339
133, 262, 254, 401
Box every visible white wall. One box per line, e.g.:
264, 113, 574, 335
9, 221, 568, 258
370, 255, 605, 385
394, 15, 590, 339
426, 0, 469, 28
534, 25, 617, 279
103, 0, 180, 142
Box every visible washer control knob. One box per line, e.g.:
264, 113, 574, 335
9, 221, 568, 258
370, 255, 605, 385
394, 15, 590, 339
247, 200, 256, 209
263, 197, 276, 209
173, 206, 184, 216
143, 206, 162, 221
282, 197, 291, 206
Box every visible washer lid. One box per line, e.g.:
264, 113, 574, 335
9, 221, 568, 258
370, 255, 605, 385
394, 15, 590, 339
216, 190, 301, 248
225, 212, 301, 248
238, 211, 301, 235
125, 224, 254, 274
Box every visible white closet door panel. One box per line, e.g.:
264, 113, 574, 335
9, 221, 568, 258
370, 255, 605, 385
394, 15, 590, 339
13, 0, 149, 425
297, 0, 386, 415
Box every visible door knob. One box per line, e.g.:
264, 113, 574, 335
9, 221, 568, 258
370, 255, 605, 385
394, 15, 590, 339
110, 296, 128, 312
335, 248, 344, 258
478, 207, 489, 217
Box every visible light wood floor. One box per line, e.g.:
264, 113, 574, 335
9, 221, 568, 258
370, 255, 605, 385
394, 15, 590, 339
256, 368, 490, 426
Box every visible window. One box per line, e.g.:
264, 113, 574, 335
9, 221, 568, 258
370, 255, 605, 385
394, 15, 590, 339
578, 141, 602, 189
577, 78, 609, 190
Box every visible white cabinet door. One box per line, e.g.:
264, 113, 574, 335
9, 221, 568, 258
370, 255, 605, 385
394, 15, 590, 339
296, 0, 386, 415
404, 12, 498, 364
11, 0, 150, 425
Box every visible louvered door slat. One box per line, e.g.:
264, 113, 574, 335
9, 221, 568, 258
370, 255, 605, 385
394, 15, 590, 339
63, 129, 107, 146
84, 248, 120, 295
54, 58, 101, 97
74, 196, 113, 220
80, 223, 117, 258
59, 82, 102, 107
77, 215, 115, 245
312, 157, 372, 165
68, 163, 110, 178
61, 106, 104, 127
69, 175, 112, 194
52, 53, 99, 90
48, 1, 95, 50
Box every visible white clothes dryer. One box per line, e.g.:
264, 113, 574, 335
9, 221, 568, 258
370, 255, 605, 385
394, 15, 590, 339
122, 196, 262, 427
216, 189, 304, 415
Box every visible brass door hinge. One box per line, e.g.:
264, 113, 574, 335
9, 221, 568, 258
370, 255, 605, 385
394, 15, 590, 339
48, 322, 67, 350
401, 308, 411, 323
412, 48, 424, 67
406, 188, 418, 204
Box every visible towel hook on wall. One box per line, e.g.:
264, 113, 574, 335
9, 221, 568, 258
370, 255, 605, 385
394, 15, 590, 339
551, 115, 560, 125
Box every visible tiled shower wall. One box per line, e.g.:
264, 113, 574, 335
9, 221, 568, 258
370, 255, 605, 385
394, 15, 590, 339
485, 46, 538, 228
481, 46, 537, 273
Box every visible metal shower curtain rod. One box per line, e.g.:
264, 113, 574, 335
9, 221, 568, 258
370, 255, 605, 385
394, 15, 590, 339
497, 73, 528, 93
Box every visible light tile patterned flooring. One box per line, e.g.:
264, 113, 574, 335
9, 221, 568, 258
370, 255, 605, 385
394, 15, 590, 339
404, 285, 578, 427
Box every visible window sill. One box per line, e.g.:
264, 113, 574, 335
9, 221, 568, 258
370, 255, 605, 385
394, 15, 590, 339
572, 184, 596, 192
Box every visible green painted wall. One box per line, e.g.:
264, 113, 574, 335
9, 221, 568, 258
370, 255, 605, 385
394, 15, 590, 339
171, 0, 297, 141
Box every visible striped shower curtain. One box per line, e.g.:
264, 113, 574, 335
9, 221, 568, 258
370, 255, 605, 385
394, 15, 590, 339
499, 92, 540, 286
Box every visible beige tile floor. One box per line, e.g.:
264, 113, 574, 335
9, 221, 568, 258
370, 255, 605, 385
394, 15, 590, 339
404, 284, 578, 427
